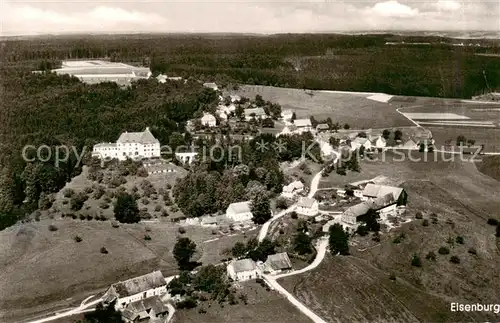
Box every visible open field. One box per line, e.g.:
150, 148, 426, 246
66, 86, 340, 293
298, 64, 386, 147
281, 157, 500, 322
235, 85, 414, 129
476, 155, 500, 181
0, 216, 251, 323
429, 126, 500, 152
173, 281, 308, 323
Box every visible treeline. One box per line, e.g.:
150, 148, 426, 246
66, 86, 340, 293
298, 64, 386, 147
3, 34, 500, 98
0, 68, 219, 229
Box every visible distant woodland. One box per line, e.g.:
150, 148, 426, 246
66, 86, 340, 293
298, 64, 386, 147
0, 33, 499, 228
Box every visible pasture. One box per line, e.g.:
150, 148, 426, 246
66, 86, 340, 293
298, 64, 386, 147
235, 85, 414, 129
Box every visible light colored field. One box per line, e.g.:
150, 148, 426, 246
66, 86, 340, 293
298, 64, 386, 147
404, 112, 470, 120
235, 85, 413, 129
471, 108, 500, 111
366, 93, 393, 103
429, 126, 500, 152
418, 121, 495, 127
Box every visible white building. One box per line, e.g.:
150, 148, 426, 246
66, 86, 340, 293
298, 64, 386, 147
230, 95, 242, 103
49, 60, 151, 86
294, 119, 313, 133
281, 180, 304, 198
92, 127, 161, 161
281, 109, 294, 121
244, 107, 267, 121
350, 137, 372, 151
203, 82, 218, 91
217, 110, 228, 121
103, 271, 167, 310
370, 135, 387, 148
121, 295, 169, 322
342, 193, 399, 225
201, 113, 217, 127
227, 258, 259, 281
361, 183, 406, 203
226, 201, 253, 222
263, 252, 293, 275
296, 197, 319, 216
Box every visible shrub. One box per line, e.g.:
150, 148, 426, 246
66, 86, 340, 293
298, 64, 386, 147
438, 247, 450, 255
62, 200, 68, 205
154, 204, 162, 212
468, 247, 477, 255
456, 236, 464, 244
393, 233, 406, 244
71, 213, 77, 219
487, 218, 499, 226
100, 247, 108, 254
100, 201, 109, 209
198, 307, 207, 314
141, 198, 150, 205
84, 187, 93, 194
176, 297, 197, 309
74, 235, 83, 242
48, 224, 58, 232
425, 251, 436, 261
422, 219, 429, 226
446, 237, 455, 245
290, 211, 298, 219
450, 256, 460, 264
144, 234, 152, 241
415, 212, 423, 219
411, 254, 422, 267
86, 214, 93, 221
276, 197, 288, 210
389, 273, 396, 281
70, 192, 89, 211
63, 188, 75, 198
79, 214, 86, 220
178, 227, 186, 234
93, 186, 106, 199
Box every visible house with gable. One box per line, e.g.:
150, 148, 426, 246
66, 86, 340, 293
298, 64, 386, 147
203, 82, 218, 91
263, 252, 293, 275
296, 197, 319, 216
370, 135, 387, 148
103, 271, 167, 310
316, 123, 330, 132
350, 137, 372, 151
121, 295, 169, 322
227, 258, 259, 281
226, 201, 253, 222
294, 119, 313, 133
281, 109, 294, 121
201, 112, 217, 127
281, 180, 304, 198
244, 107, 267, 121
92, 127, 161, 161
361, 183, 407, 206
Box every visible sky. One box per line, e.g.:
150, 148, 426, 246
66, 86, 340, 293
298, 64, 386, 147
0, 0, 498, 36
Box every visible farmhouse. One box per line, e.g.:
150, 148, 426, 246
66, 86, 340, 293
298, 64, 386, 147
121, 295, 169, 322
350, 137, 372, 151
281, 109, 294, 121
294, 119, 313, 132
217, 110, 228, 121
263, 252, 293, 275
342, 193, 399, 225
175, 152, 198, 165
402, 138, 419, 149
342, 202, 371, 225
296, 197, 319, 216
203, 82, 218, 91
201, 216, 218, 227
92, 127, 160, 161
103, 271, 167, 310
245, 107, 267, 121
370, 135, 387, 148
47, 60, 151, 86
201, 113, 217, 127
230, 94, 242, 103
278, 125, 297, 137
316, 123, 330, 132
227, 258, 259, 281
361, 183, 406, 204
281, 180, 304, 198
226, 201, 253, 222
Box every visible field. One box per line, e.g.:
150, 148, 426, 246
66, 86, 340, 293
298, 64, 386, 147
428, 126, 500, 152
476, 155, 500, 181
235, 85, 414, 129
173, 281, 308, 323
280, 156, 500, 322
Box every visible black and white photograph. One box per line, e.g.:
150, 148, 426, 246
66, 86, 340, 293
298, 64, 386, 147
0, 1, 499, 322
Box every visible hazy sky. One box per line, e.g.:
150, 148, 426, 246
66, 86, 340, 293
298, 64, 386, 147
0, 0, 498, 35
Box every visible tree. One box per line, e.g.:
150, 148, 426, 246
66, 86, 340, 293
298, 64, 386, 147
114, 193, 140, 223
235, 105, 245, 121
382, 129, 391, 140
255, 95, 265, 107
411, 254, 422, 267
394, 129, 403, 141
343, 123, 350, 130
291, 112, 297, 122
496, 223, 500, 238
231, 241, 247, 258
294, 231, 313, 255
251, 195, 271, 224
329, 223, 349, 255
83, 301, 124, 323
329, 137, 340, 148
357, 131, 367, 138
173, 237, 197, 270
456, 135, 467, 146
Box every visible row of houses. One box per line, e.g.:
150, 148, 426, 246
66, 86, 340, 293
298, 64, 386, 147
227, 252, 293, 281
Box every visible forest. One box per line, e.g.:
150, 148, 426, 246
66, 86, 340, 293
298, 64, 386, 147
0, 33, 499, 229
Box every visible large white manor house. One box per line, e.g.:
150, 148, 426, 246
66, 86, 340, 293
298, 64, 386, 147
92, 127, 161, 161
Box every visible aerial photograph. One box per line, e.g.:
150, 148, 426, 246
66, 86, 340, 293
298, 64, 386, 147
0, 0, 499, 322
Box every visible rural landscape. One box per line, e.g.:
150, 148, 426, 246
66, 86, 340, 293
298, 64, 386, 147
0, 29, 500, 323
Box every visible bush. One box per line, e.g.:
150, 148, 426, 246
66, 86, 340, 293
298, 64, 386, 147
141, 198, 150, 205
79, 214, 86, 220
450, 255, 460, 264
176, 297, 197, 309
178, 227, 186, 234
276, 197, 288, 210
93, 186, 106, 199
84, 187, 93, 194
290, 211, 298, 219
71, 213, 77, 219
425, 251, 436, 261
456, 236, 464, 244
70, 192, 89, 211
468, 247, 477, 255
63, 188, 75, 198
100, 247, 108, 254
411, 254, 422, 267
487, 218, 499, 226
393, 233, 406, 244
389, 273, 396, 281
48, 224, 58, 231
74, 235, 83, 242
422, 219, 429, 226
154, 204, 162, 212
144, 234, 152, 241
415, 212, 423, 219
438, 247, 450, 255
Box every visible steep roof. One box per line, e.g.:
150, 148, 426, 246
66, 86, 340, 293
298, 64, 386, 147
362, 183, 403, 200
227, 201, 252, 215
297, 197, 317, 208
230, 258, 257, 273
117, 127, 159, 144
283, 180, 304, 193
265, 252, 292, 271
111, 271, 166, 298
294, 119, 312, 127
245, 107, 266, 117
122, 296, 168, 321
366, 193, 396, 210
344, 202, 371, 218
316, 123, 329, 130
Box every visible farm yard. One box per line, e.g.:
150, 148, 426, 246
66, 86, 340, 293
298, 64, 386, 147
235, 85, 414, 129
